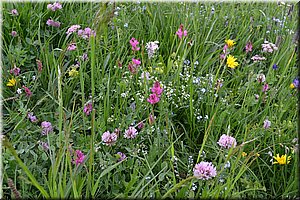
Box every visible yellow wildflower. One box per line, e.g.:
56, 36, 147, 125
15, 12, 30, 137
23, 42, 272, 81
225, 39, 235, 48
155, 67, 164, 74
7, 78, 17, 87
290, 83, 295, 89
255, 153, 260, 157
242, 152, 247, 157
69, 68, 79, 77
273, 154, 291, 165
226, 55, 239, 69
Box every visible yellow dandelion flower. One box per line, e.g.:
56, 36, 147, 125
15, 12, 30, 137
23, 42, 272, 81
290, 83, 295, 89
69, 68, 79, 77
7, 78, 17, 87
225, 39, 236, 48
226, 55, 239, 69
242, 152, 247, 157
273, 154, 291, 165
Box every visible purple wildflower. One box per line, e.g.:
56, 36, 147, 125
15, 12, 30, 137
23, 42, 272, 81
41, 121, 53, 135
292, 78, 299, 88
27, 112, 38, 123
263, 119, 271, 129
193, 161, 217, 180
116, 152, 127, 162
272, 64, 278, 70
137, 121, 144, 130
39, 141, 49, 151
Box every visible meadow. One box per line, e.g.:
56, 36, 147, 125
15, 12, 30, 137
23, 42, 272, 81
1, 1, 299, 199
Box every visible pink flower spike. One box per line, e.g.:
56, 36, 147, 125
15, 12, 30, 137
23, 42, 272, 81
245, 42, 253, 53
130, 37, 140, 51
74, 150, 85, 166
151, 81, 163, 96
83, 102, 93, 116
262, 83, 269, 92
147, 93, 160, 104
22, 85, 32, 97
176, 24, 187, 39
132, 58, 141, 65
10, 66, 20, 76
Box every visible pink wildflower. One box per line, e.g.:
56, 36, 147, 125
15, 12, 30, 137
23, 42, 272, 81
147, 93, 160, 104
11, 9, 18, 16
73, 150, 85, 166
262, 83, 269, 92
66, 25, 81, 35
11, 31, 17, 37
137, 121, 144, 130
128, 63, 138, 74
151, 81, 163, 97
257, 73, 266, 83
22, 85, 32, 97
102, 131, 118, 146
78, 27, 96, 39
149, 114, 155, 125
124, 126, 138, 139
47, 2, 62, 11
10, 66, 20, 76
129, 37, 140, 51
176, 24, 188, 39
67, 43, 77, 51
132, 58, 141, 65
245, 42, 253, 53
193, 161, 217, 180
217, 134, 237, 149
83, 102, 93, 116
41, 121, 53, 135
46, 19, 61, 27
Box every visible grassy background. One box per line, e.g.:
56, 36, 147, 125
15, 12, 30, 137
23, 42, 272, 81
2, 1, 298, 198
